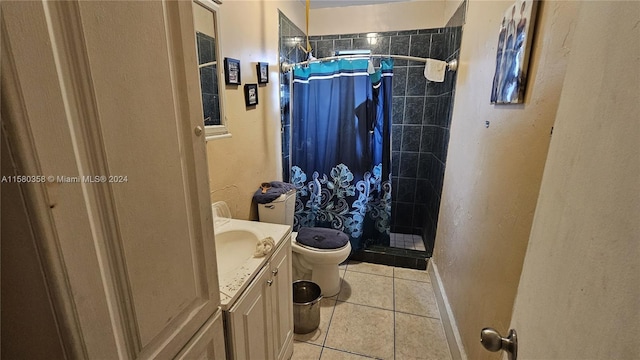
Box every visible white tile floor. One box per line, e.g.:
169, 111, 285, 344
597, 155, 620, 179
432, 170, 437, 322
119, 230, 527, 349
389, 233, 426, 251
291, 261, 452, 360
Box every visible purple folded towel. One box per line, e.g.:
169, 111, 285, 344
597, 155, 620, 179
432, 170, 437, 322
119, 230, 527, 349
270, 181, 296, 191
253, 181, 296, 204
296, 227, 349, 249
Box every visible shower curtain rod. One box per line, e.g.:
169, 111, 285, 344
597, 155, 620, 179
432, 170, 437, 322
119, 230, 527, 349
280, 54, 458, 73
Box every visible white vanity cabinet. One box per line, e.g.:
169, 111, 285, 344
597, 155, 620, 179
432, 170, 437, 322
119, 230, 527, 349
269, 239, 295, 360
225, 237, 293, 360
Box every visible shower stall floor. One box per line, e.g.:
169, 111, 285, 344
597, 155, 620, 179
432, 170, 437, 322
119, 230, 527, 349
390, 233, 426, 251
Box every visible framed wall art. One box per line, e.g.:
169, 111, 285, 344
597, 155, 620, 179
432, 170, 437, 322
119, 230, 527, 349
244, 84, 258, 106
224, 57, 241, 85
256, 62, 269, 84
490, 0, 539, 104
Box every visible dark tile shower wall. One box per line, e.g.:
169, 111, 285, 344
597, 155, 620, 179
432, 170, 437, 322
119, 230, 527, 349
306, 28, 461, 256
278, 12, 307, 182
420, 26, 462, 257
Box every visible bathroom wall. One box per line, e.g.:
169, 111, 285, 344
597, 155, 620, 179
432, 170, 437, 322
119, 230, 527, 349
444, 0, 466, 25
309, 1, 444, 35
510, 2, 639, 357
445, 0, 466, 28
432, 1, 580, 359
207, 1, 305, 219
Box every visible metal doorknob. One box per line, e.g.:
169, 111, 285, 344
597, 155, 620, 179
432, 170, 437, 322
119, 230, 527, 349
481, 328, 517, 360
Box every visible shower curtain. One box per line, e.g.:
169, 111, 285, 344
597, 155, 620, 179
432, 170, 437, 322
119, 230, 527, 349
290, 58, 393, 251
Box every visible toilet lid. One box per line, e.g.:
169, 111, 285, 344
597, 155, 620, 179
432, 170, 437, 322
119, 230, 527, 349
296, 227, 349, 250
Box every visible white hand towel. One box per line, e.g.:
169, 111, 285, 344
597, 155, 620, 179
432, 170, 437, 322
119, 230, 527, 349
254, 237, 275, 258
424, 59, 446, 82
367, 59, 376, 74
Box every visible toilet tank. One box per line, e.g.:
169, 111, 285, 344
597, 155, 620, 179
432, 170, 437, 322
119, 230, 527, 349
257, 189, 296, 226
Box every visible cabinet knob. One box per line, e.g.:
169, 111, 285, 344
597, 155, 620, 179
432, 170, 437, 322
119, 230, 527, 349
267, 279, 273, 286
272, 269, 279, 276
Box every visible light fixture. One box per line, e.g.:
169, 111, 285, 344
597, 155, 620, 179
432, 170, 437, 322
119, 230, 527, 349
366, 32, 378, 45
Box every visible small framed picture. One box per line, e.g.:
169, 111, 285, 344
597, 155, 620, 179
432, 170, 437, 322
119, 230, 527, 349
244, 84, 258, 106
224, 58, 241, 85
256, 62, 269, 84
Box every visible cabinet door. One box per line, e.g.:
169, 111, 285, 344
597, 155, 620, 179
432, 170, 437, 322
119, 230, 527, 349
1, 1, 220, 358
270, 239, 294, 360
175, 310, 226, 360
227, 266, 274, 360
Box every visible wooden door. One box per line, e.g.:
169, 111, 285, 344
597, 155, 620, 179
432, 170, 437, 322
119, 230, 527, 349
1, 1, 221, 358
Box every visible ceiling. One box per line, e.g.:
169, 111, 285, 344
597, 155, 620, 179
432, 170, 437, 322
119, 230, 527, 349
305, 0, 412, 9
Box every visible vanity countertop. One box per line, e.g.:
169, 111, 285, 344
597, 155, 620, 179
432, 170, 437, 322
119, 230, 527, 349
215, 219, 291, 310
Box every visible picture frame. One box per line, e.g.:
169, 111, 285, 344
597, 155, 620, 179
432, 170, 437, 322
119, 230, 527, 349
223, 57, 241, 85
244, 84, 258, 106
490, 0, 539, 104
256, 62, 269, 84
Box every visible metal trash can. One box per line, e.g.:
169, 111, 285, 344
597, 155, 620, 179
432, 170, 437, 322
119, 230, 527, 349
292, 280, 323, 334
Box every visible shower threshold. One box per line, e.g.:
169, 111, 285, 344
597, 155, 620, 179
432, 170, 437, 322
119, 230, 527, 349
350, 244, 428, 270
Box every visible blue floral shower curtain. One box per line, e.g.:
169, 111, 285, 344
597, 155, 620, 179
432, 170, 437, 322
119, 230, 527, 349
290, 58, 393, 251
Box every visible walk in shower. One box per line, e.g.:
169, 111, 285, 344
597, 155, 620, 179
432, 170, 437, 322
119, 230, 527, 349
279, 4, 465, 268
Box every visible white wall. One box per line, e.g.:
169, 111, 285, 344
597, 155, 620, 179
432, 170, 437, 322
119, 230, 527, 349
444, 0, 464, 24
208, 0, 305, 219
432, 1, 580, 359
310, 0, 445, 35
510, 2, 640, 358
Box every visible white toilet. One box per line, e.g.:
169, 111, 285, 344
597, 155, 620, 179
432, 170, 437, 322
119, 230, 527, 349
258, 190, 351, 297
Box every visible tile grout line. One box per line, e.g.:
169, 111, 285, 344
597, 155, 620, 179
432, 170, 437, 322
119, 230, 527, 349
347, 266, 431, 283
394, 309, 443, 321
346, 268, 394, 278
334, 298, 395, 313
320, 297, 338, 348
322, 345, 379, 359
319, 262, 348, 351
320, 261, 349, 357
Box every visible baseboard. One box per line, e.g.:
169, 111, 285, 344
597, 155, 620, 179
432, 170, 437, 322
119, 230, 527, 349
428, 261, 467, 360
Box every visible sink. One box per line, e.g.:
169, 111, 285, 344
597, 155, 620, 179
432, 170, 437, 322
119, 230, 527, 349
215, 227, 262, 275
211, 217, 292, 309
